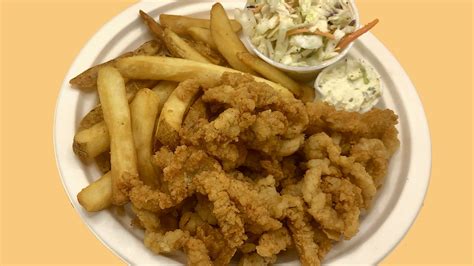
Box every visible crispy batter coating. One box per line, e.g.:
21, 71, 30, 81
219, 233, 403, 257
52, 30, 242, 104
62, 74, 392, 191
302, 159, 363, 240
202, 73, 308, 156
351, 138, 390, 187
256, 227, 292, 258
238, 252, 276, 266
183, 238, 213, 266
193, 171, 247, 248
196, 223, 236, 265
78, 72, 399, 265
285, 197, 321, 266
144, 229, 189, 254
304, 133, 376, 208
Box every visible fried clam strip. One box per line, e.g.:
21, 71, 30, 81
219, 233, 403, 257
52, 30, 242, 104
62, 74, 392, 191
304, 132, 376, 208
305, 101, 399, 155
180, 107, 255, 170
179, 211, 206, 236
183, 237, 213, 266
115, 56, 295, 98
302, 159, 363, 240
284, 197, 322, 266
201, 73, 308, 156
350, 138, 390, 187
144, 229, 189, 254
256, 227, 292, 259
131, 146, 221, 212
155, 79, 202, 149
227, 176, 283, 234
196, 223, 236, 265
203, 72, 308, 135
70, 40, 161, 89
131, 204, 161, 232
239, 252, 277, 266
192, 170, 247, 248
157, 146, 222, 204
195, 195, 217, 226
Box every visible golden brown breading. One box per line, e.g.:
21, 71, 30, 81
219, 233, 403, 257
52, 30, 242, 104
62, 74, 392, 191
196, 223, 236, 265
238, 252, 277, 266
285, 197, 321, 266
305, 101, 400, 155
144, 229, 189, 254
193, 171, 247, 248
304, 133, 376, 208
227, 177, 283, 234
155, 146, 222, 204
256, 227, 292, 258
302, 159, 363, 240
350, 138, 390, 187
195, 194, 218, 225
77, 69, 400, 265
129, 178, 174, 212
183, 238, 213, 266
131, 204, 161, 232
203, 72, 308, 135
179, 211, 206, 235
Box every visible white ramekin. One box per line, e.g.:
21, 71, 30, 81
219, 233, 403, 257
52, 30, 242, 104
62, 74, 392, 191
241, 0, 360, 81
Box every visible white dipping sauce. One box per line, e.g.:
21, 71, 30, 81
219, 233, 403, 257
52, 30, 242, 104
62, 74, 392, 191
316, 57, 382, 112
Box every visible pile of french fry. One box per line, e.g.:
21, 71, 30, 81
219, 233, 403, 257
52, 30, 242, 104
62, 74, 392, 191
72, 3, 314, 212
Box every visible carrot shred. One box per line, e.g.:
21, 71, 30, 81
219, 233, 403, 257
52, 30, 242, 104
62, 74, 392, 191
335, 18, 379, 51
286, 28, 335, 39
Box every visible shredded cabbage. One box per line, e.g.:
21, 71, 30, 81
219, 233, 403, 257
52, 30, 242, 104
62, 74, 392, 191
235, 0, 356, 67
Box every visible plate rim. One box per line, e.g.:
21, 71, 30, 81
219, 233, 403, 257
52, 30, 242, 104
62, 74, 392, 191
53, 1, 432, 265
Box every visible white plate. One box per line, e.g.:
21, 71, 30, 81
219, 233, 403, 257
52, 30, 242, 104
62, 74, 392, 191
54, 1, 432, 265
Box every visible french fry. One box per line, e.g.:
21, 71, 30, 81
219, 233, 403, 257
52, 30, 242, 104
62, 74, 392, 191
77, 171, 112, 212
163, 27, 211, 63
130, 89, 161, 187
237, 52, 302, 97
187, 27, 216, 50
155, 79, 201, 149
183, 98, 208, 129
160, 14, 241, 36
95, 152, 111, 174
97, 66, 138, 205
300, 84, 316, 103
139, 10, 165, 41
115, 56, 294, 98
78, 104, 104, 132
70, 40, 161, 89
210, 3, 256, 74
78, 80, 157, 131
188, 40, 226, 65
151, 81, 178, 109
73, 121, 109, 160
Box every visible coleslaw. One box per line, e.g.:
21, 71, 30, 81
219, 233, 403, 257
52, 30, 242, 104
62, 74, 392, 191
235, 0, 356, 67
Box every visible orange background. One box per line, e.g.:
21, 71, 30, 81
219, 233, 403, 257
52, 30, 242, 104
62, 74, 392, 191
0, 0, 472, 265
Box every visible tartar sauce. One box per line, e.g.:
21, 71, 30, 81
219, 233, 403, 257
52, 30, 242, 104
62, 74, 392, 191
316, 57, 382, 112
